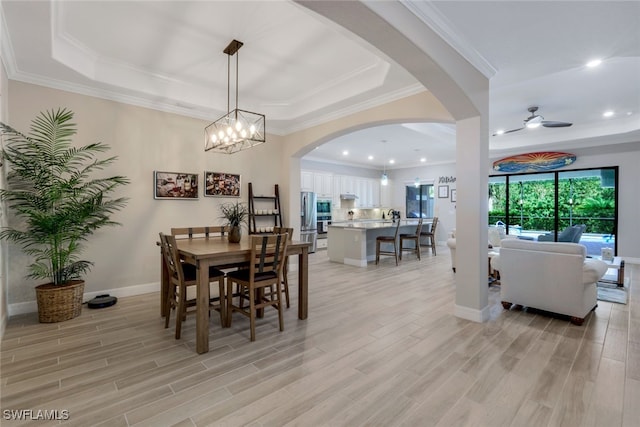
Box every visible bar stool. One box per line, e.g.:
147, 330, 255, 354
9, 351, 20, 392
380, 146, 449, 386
400, 218, 424, 260
376, 220, 401, 266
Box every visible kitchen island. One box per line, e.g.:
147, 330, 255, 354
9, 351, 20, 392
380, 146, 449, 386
328, 220, 427, 266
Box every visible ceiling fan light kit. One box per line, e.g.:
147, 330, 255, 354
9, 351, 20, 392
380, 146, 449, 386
493, 106, 572, 136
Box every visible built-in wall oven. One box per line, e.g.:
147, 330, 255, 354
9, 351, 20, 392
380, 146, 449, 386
317, 199, 332, 234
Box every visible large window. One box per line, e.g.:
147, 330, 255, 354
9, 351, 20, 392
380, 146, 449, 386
406, 184, 434, 218
489, 167, 618, 256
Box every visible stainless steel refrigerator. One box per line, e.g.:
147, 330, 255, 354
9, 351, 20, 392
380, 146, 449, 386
300, 191, 318, 253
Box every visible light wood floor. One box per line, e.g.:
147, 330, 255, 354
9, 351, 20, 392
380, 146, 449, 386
1, 247, 638, 427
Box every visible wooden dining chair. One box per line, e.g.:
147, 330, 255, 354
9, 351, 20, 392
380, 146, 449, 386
399, 218, 424, 260
159, 232, 226, 338
376, 220, 402, 266
171, 226, 228, 239
273, 227, 294, 308
226, 234, 289, 341
420, 216, 439, 255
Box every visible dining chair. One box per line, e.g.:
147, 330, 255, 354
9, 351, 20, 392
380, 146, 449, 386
159, 232, 227, 338
226, 233, 289, 341
420, 216, 439, 255
399, 218, 424, 260
171, 226, 228, 239
376, 220, 402, 266
273, 227, 294, 308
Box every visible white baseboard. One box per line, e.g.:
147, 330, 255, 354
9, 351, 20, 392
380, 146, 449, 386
454, 303, 490, 323
8, 281, 160, 317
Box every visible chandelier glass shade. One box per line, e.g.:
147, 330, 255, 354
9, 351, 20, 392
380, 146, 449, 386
205, 40, 266, 154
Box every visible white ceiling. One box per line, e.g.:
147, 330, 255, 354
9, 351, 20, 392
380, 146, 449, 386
2, 1, 639, 170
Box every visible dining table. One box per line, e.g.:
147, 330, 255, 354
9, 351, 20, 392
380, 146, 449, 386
160, 234, 311, 354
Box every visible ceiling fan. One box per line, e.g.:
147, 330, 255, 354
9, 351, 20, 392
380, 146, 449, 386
493, 106, 573, 136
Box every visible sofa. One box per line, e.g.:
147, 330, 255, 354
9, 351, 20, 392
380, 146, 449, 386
446, 226, 515, 273
538, 224, 586, 242
490, 239, 608, 325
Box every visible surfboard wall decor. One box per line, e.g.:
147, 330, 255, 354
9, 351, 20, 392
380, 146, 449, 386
493, 151, 576, 173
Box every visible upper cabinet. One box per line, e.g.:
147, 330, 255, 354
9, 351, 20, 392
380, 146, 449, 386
313, 172, 333, 198
301, 170, 382, 209
301, 170, 333, 198
301, 171, 314, 192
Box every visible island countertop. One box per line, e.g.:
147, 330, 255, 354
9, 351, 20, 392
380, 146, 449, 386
329, 220, 421, 230
327, 219, 431, 267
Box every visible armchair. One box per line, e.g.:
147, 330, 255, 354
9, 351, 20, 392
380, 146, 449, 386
490, 239, 608, 325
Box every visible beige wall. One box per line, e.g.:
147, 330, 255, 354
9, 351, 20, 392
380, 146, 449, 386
5, 81, 285, 312
1, 56, 8, 333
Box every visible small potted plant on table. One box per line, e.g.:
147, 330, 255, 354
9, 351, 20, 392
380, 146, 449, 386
0, 108, 129, 322
219, 202, 248, 243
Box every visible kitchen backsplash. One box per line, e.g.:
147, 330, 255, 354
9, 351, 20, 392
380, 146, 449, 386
332, 207, 397, 221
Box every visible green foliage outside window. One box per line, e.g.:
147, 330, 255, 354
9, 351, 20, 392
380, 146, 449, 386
488, 174, 615, 234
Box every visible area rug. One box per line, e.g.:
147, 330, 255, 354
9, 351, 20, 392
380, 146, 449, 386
597, 282, 628, 304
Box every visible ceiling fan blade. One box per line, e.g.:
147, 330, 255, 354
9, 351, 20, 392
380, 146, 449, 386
541, 121, 572, 128
493, 127, 525, 136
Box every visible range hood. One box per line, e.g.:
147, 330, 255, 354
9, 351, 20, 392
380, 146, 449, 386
340, 193, 358, 200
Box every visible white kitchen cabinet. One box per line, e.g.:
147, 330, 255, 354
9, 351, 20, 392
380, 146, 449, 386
301, 171, 314, 192
340, 175, 356, 196
313, 172, 333, 198
370, 179, 381, 207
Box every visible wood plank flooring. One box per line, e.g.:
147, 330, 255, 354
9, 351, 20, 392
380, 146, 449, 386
1, 248, 637, 426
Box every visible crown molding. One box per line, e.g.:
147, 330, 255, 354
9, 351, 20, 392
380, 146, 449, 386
401, 1, 496, 79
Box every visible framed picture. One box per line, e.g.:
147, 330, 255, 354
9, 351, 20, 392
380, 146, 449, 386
450, 189, 457, 203
205, 172, 241, 197
154, 171, 199, 200
438, 185, 449, 198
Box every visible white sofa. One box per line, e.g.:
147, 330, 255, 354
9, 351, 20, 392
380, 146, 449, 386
446, 226, 514, 273
490, 239, 608, 325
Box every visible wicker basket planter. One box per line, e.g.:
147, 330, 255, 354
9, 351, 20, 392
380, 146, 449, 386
35, 280, 85, 323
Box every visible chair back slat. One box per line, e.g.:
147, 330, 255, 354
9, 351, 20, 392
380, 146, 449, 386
415, 218, 424, 236
171, 226, 228, 239
250, 234, 288, 276
159, 232, 184, 284
393, 219, 402, 239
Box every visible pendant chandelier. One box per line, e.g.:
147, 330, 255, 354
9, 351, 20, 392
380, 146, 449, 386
205, 39, 266, 154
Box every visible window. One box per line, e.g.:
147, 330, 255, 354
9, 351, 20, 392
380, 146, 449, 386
406, 184, 434, 218
489, 167, 618, 256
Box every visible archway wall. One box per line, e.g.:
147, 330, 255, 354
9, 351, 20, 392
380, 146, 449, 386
289, 1, 491, 321
279, 90, 452, 243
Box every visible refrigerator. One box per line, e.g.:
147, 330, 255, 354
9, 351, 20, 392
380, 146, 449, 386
300, 191, 318, 253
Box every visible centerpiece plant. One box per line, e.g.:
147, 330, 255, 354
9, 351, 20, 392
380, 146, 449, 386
0, 108, 129, 322
219, 201, 248, 243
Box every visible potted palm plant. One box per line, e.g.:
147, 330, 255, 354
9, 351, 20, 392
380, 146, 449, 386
0, 108, 129, 322
219, 201, 248, 243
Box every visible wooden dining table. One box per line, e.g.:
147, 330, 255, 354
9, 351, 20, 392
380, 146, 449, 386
160, 235, 311, 353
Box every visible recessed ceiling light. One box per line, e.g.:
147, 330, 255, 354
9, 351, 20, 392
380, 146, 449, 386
389, 159, 395, 164
420, 157, 426, 163
495, 129, 505, 135
342, 150, 349, 156
603, 111, 614, 118
368, 155, 374, 160
586, 59, 602, 68
627, 111, 633, 116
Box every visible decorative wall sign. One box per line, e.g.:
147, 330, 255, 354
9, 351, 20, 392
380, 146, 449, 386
154, 171, 198, 199
205, 172, 241, 197
493, 151, 576, 173
439, 176, 456, 184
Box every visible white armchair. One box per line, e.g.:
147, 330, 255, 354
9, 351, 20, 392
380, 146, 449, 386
490, 239, 608, 325
446, 226, 515, 273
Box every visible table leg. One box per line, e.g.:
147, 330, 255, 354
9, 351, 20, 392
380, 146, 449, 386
298, 247, 309, 320
196, 259, 211, 354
